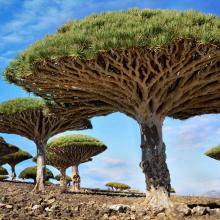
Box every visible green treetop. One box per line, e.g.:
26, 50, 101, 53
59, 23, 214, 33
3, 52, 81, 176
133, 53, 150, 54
0, 166, 8, 175
5, 9, 220, 79
55, 174, 72, 184
205, 145, 220, 160
19, 166, 54, 182
106, 182, 131, 191
0, 137, 19, 157
0, 149, 32, 180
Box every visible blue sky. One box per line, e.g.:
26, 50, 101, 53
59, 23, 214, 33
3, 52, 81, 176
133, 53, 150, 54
1, 0, 220, 195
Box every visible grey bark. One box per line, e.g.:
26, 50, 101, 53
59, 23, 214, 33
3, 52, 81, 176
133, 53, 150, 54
139, 116, 173, 212
11, 164, 16, 181
59, 168, 67, 193
33, 140, 46, 192
71, 164, 80, 191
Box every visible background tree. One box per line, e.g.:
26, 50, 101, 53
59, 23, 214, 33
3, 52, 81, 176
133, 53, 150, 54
0, 98, 92, 192
4, 9, 220, 210
0, 149, 32, 180
19, 166, 54, 183
0, 166, 9, 181
47, 134, 107, 191
106, 182, 130, 191
55, 174, 72, 187
205, 145, 220, 161
0, 136, 19, 160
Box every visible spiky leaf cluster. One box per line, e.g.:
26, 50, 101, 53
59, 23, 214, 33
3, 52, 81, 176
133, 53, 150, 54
106, 182, 131, 190
55, 174, 72, 183
0, 149, 32, 166
5, 9, 220, 79
205, 145, 220, 160
19, 166, 54, 181
0, 166, 8, 175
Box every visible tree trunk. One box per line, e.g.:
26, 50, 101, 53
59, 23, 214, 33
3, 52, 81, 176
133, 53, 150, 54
71, 164, 80, 191
11, 164, 16, 181
59, 169, 67, 193
139, 116, 172, 213
33, 140, 46, 192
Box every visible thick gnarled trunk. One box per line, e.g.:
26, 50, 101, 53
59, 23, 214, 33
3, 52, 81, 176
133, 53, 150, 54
11, 164, 16, 181
59, 169, 67, 193
139, 116, 172, 212
33, 141, 46, 192
71, 164, 80, 191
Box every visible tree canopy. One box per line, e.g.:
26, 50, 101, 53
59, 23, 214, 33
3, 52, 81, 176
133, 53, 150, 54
19, 166, 54, 181
0, 149, 32, 166
55, 174, 72, 183
0, 98, 45, 115
0, 137, 19, 157
47, 134, 107, 165
205, 145, 220, 160
106, 182, 131, 190
4, 9, 220, 79
0, 166, 8, 175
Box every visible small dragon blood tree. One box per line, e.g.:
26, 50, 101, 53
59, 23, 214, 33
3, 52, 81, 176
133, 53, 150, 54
0, 137, 19, 159
4, 9, 220, 210
0, 149, 32, 180
205, 145, 220, 161
0, 166, 9, 181
55, 174, 72, 186
47, 134, 107, 191
0, 98, 92, 192
106, 182, 131, 191
19, 166, 54, 183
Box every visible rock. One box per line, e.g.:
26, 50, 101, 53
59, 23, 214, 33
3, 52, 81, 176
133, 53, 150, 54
157, 212, 167, 220
131, 205, 136, 212
173, 203, 191, 216
130, 214, 136, 219
46, 197, 56, 205
102, 213, 109, 220
191, 206, 207, 216
32, 204, 42, 211
108, 204, 130, 213
5, 205, 13, 209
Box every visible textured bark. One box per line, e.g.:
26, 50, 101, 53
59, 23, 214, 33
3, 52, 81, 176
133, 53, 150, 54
139, 115, 172, 212
71, 165, 80, 191
11, 164, 16, 181
33, 141, 46, 192
59, 169, 67, 193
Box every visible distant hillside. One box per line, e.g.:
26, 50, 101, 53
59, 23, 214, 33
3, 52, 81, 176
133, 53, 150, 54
203, 190, 220, 198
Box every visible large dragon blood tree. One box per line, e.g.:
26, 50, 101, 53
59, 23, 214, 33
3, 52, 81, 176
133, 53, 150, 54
0, 137, 19, 159
0, 98, 92, 191
0, 148, 32, 180
4, 9, 220, 209
47, 134, 107, 191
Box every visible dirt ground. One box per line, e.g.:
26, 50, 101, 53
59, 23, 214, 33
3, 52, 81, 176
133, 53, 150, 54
0, 181, 220, 220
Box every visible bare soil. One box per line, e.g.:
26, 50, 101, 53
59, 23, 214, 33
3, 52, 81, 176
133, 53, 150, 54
0, 181, 220, 219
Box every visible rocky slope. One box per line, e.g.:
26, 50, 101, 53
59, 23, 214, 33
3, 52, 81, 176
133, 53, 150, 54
0, 181, 220, 219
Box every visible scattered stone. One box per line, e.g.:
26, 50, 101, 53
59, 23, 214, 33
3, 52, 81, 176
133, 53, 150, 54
191, 206, 207, 216
108, 204, 130, 213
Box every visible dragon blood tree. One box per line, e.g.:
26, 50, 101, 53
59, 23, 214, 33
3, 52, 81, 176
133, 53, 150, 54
0, 166, 9, 181
19, 166, 54, 183
0, 149, 32, 180
106, 182, 131, 191
205, 145, 220, 161
4, 9, 220, 209
55, 174, 72, 186
0, 98, 92, 192
47, 134, 107, 191
0, 137, 19, 160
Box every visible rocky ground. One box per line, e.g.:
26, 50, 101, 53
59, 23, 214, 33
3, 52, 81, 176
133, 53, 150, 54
1, 181, 220, 219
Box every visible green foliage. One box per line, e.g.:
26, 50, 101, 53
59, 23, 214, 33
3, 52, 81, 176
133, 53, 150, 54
106, 182, 131, 190
47, 134, 106, 149
205, 145, 220, 161
170, 187, 176, 193
0, 175, 8, 181
0, 98, 45, 115
5, 9, 220, 80
0, 166, 8, 175
0, 149, 32, 166
0, 137, 19, 157
18, 166, 54, 181
55, 174, 72, 183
